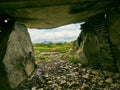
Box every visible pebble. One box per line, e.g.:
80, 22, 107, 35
82, 68, 86, 72
92, 70, 99, 75
47, 81, 53, 84
37, 88, 44, 90
32, 87, 36, 90
17, 58, 120, 90
82, 74, 89, 79
98, 80, 103, 85
105, 78, 113, 83
81, 83, 89, 90
60, 80, 66, 84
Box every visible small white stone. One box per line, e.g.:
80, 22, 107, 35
82, 68, 86, 72
105, 78, 113, 83
98, 80, 103, 85
45, 74, 49, 78
82, 74, 89, 79
92, 70, 99, 74
37, 88, 44, 90
47, 81, 53, 84
32, 87, 36, 90
81, 83, 89, 89
60, 80, 66, 84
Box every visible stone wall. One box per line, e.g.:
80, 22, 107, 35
109, 8, 120, 72
72, 10, 120, 72
0, 21, 35, 90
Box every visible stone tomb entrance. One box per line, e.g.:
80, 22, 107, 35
0, 2, 120, 89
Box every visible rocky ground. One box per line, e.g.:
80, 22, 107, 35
16, 55, 120, 90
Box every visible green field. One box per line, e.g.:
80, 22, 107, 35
34, 42, 73, 53
33, 42, 78, 63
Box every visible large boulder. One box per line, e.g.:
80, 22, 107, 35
0, 21, 35, 90
72, 10, 120, 72
71, 31, 88, 65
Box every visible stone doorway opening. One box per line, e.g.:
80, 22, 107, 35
28, 23, 81, 66
28, 23, 81, 44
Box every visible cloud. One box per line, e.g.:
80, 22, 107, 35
28, 23, 81, 43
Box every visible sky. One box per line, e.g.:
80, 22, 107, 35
28, 23, 81, 43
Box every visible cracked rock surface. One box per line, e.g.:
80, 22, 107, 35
16, 57, 120, 90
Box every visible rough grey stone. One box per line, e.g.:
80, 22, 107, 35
2, 22, 35, 89
71, 11, 120, 72
0, 1, 117, 28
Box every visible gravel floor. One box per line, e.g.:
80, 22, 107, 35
16, 57, 120, 90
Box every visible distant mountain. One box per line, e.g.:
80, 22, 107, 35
41, 41, 51, 44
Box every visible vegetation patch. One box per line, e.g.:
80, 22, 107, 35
33, 42, 79, 64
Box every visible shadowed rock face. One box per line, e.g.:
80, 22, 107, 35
72, 9, 120, 72
0, 17, 14, 90
109, 8, 120, 72
0, 21, 35, 90
0, 0, 118, 28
